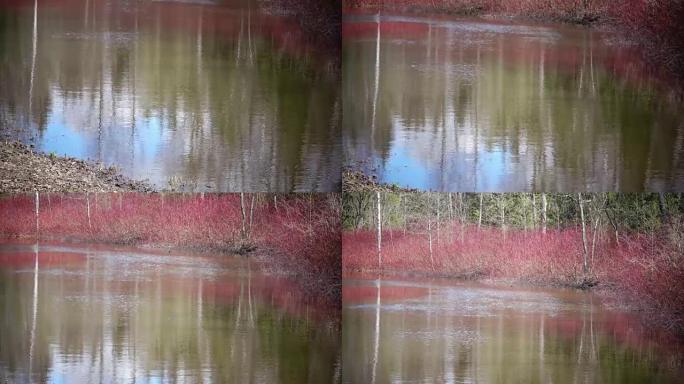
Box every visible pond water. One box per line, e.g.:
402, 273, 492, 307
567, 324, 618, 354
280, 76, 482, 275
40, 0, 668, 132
0, 242, 341, 383
343, 13, 684, 191
0, 0, 341, 192
342, 275, 683, 383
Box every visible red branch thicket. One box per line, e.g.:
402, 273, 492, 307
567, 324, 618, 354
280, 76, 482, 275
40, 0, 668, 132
343, 221, 684, 333
0, 193, 341, 300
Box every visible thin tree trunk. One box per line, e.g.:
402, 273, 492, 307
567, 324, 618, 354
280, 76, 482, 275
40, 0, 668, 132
590, 216, 600, 268
240, 192, 247, 239
428, 219, 434, 270
532, 194, 537, 230
459, 192, 465, 244
523, 196, 528, 232
448, 193, 453, 242
86, 193, 91, 230
579, 193, 589, 273
478, 194, 483, 229
371, 279, 381, 384
499, 194, 505, 239
448, 193, 453, 222
249, 194, 255, 234
371, 11, 381, 138
436, 194, 440, 245
541, 193, 547, 234
35, 191, 39, 235
28, 0, 37, 126
376, 191, 382, 268
605, 208, 619, 245
402, 194, 407, 236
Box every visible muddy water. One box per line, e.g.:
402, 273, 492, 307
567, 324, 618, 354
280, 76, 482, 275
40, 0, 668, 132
342, 276, 683, 383
343, 13, 684, 191
0, 0, 340, 191
0, 242, 340, 383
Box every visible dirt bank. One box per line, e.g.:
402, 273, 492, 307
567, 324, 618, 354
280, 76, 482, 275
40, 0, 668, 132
0, 141, 152, 193
343, 168, 419, 193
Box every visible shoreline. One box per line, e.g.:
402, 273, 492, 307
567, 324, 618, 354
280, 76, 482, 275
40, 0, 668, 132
1, 232, 341, 304
0, 238, 341, 323
343, 266, 682, 339
0, 141, 153, 193
1, 235, 341, 311
343, 3, 612, 26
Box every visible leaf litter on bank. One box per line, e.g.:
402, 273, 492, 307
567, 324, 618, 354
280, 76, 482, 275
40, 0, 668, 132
0, 141, 153, 193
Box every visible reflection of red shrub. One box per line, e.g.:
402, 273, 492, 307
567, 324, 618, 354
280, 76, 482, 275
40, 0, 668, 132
343, 221, 684, 334
343, 283, 429, 304
345, 0, 684, 78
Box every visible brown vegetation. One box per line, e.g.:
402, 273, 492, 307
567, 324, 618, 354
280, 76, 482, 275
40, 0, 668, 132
0, 141, 151, 193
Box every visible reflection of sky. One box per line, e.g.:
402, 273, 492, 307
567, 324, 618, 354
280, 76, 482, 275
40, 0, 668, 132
382, 145, 430, 188
381, 142, 510, 191
40, 107, 163, 178
476, 147, 507, 191
41, 118, 87, 159
139, 116, 163, 159
378, 113, 513, 190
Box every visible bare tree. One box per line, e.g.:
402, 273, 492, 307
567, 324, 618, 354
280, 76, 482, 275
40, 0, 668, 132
249, 193, 256, 234
499, 194, 506, 239
541, 193, 547, 234
86, 193, 92, 230
428, 213, 434, 270
458, 192, 465, 243
478, 193, 484, 229
240, 192, 247, 239
532, 193, 537, 230
34, 191, 39, 235
376, 191, 382, 268
578, 193, 589, 273
436, 194, 440, 244
402, 194, 407, 236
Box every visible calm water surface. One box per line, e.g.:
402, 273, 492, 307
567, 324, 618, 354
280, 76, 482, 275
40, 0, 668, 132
343, 13, 684, 191
342, 276, 683, 383
0, 0, 341, 191
0, 242, 341, 383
